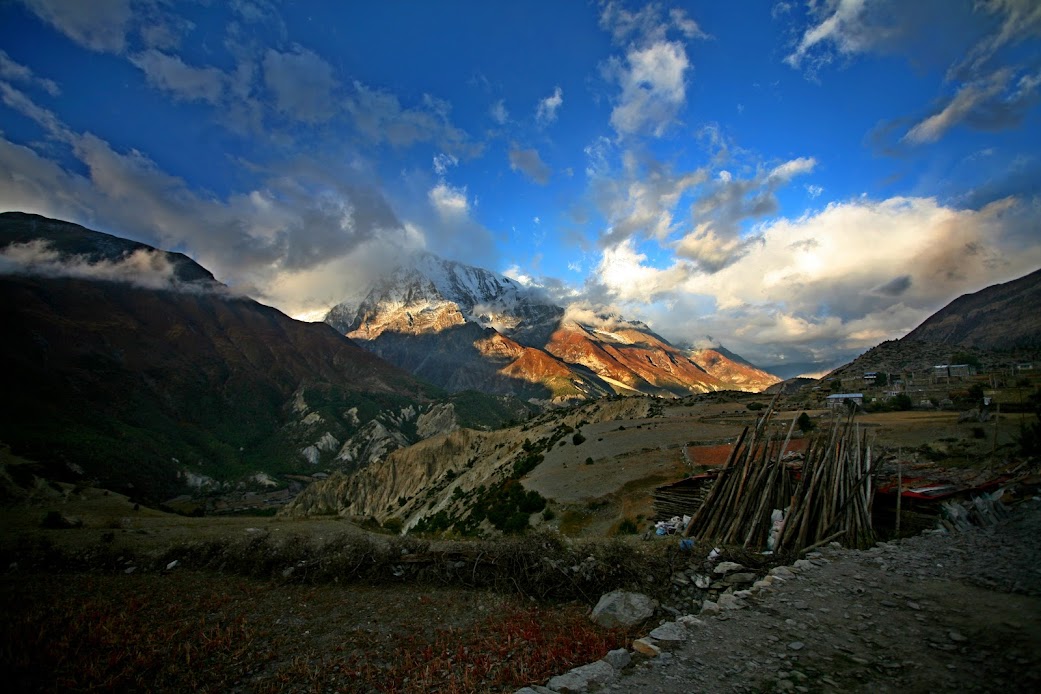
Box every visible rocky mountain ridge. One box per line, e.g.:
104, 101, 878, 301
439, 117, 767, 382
325, 255, 780, 400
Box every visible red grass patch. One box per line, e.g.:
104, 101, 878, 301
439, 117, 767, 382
1, 571, 636, 693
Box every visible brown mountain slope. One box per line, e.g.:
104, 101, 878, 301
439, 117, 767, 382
689, 348, 781, 393
902, 267, 1041, 350
823, 267, 1041, 382
545, 323, 727, 396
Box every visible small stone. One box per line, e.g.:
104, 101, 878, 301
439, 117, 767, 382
713, 561, 745, 575
717, 593, 745, 610
770, 566, 795, 578
124, 566, 136, 574
788, 641, 805, 651
734, 590, 754, 600
700, 600, 721, 616
724, 572, 757, 586
165, 560, 179, 571
792, 559, 815, 571
693, 574, 711, 589
633, 638, 662, 657
601, 648, 631, 670
547, 660, 616, 692
949, 630, 967, 643
677, 615, 703, 627
671, 571, 690, 586
649, 621, 688, 641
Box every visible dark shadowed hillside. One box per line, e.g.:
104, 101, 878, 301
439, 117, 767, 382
0, 213, 528, 502
903, 267, 1041, 350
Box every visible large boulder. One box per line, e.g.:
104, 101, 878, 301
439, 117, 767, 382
590, 590, 657, 628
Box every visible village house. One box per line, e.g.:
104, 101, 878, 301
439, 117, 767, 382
825, 393, 864, 410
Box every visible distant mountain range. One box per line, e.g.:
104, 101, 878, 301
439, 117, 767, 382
0, 213, 529, 502
324, 253, 780, 400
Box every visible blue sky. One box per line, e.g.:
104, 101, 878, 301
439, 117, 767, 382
1, 0, 1040, 375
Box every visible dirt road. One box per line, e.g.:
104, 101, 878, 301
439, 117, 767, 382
602, 498, 1041, 693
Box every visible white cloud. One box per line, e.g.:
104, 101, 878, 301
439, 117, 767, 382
607, 41, 689, 137
347, 82, 477, 155
0, 49, 60, 95
903, 68, 1040, 144
508, 147, 552, 185
428, 182, 469, 217
594, 194, 1041, 366
785, 0, 869, 69
767, 156, 817, 182
490, 98, 508, 124
0, 238, 227, 293
535, 86, 563, 125
669, 8, 709, 40
432, 153, 458, 176
598, 2, 708, 138
595, 240, 692, 303
503, 264, 534, 286
0, 81, 68, 137
0, 117, 423, 320
263, 46, 338, 122
130, 49, 225, 104
22, 0, 131, 53
783, 0, 1041, 144
806, 184, 824, 198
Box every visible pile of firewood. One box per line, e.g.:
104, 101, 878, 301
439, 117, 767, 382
684, 401, 877, 554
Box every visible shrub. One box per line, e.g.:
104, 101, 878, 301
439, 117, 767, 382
615, 518, 638, 535
383, 517, 404, 534
572, 432, 586, 445
796, 412, 814, 433
892, 393, 913, 411
747, 402, 765, 411
585, 457, 594, 465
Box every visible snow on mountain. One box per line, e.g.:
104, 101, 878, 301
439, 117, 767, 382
325, 251, 561, 341
324, 251, 778, 399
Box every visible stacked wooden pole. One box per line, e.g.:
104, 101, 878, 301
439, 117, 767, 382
684, 401, 876, 554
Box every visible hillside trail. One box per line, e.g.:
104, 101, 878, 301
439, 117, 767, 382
603, 498, 1041, 693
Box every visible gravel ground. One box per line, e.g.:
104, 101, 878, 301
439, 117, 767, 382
598, 497, 1041, 693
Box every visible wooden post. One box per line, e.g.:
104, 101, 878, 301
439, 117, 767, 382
991, 402, 1000, 470
895, 456, 902, 535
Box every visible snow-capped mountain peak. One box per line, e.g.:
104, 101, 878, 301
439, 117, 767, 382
324, 252, 562, 340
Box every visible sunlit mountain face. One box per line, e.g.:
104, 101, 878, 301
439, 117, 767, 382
325, 252, 780, 400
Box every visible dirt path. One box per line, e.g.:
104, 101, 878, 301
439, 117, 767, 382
602, 498, 1041, 693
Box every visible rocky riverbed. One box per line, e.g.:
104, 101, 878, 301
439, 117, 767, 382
527, 497, 1041, 693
